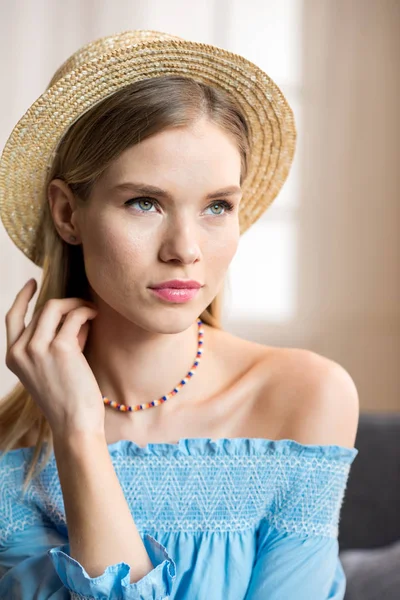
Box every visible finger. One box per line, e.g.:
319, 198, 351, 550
52, 306, 98, 351
5, 279, 37, 350
20, 298, 96, 352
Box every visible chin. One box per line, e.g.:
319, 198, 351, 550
147, 307, 204, 334
115, 302, 203, 335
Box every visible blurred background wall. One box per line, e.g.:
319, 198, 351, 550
0, 0, 399, 412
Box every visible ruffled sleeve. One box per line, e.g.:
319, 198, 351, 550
0, 524, 176, 599
48, 533, 175, 599
242, 441, 359, 600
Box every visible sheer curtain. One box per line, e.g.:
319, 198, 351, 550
0, 0, 399, 411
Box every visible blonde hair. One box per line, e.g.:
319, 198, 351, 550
0, 75, 250, 494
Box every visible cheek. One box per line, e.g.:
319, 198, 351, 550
81, 221, 149, 295
84, 214, 148, 263
205, 231, 239, 274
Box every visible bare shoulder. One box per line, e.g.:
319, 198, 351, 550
253, 346, 360, 449
206, 324, 276, 366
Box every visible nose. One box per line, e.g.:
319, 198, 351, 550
158, 218, 201, 264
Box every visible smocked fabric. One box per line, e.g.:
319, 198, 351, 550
0, 437, 358, 599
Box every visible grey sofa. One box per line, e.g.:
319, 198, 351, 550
338, 412, 400, 600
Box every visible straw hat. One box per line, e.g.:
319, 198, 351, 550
0, 30, 296, 268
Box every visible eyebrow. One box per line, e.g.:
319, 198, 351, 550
110, 182, 242, 200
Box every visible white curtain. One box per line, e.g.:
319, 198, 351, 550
0, 0, 399, 411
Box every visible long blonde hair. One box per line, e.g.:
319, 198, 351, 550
0, 75, 250, 493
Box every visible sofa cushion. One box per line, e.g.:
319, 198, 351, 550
340, 539, 400, 600
339, 412, 400, 551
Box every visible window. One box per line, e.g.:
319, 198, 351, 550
221, 0, 303, 325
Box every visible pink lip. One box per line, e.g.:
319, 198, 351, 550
150, 279, 202, 289
149, 288, 200, 303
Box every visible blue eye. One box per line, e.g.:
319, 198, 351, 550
126, 198, 156, 212
205, 201, 234, 216
125, 197, 234, 215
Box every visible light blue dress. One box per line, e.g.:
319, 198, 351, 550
0, 437, 358, 599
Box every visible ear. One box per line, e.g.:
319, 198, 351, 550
47, 179, 81, 245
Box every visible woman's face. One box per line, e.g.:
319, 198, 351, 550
73, 118, 242, 332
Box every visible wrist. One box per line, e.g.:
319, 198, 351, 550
52, 428, 107, 456
50, 414, 105, 443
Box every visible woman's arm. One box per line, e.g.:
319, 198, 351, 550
243, 521, 348, 600
53, 430, 153, 583
244, 350, 360, 599
3, 282, 177, 594
0, 430, 176, 599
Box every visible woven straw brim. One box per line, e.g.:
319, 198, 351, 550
0, 30, 297, 267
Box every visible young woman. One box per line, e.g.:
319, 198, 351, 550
0, 30, 359, 599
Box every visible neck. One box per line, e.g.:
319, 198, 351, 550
83, 304, 202, 415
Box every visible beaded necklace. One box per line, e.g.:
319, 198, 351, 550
102, 318, 204, 412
